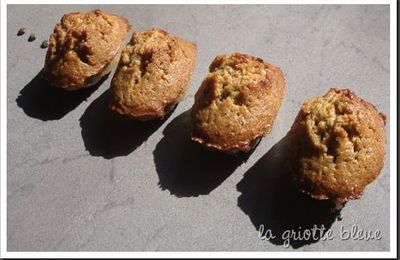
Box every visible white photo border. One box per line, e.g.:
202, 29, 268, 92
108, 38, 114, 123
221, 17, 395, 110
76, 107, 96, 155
0, 0, 397, 258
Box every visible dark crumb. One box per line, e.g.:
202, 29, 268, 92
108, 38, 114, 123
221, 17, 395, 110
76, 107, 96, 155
337, 214, 343, 221
17, 28, 26, 36
40, 40, 49, 49
28, 33, 36, 42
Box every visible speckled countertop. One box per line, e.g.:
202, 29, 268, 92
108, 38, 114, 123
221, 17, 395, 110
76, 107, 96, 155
7, 5, 390, 251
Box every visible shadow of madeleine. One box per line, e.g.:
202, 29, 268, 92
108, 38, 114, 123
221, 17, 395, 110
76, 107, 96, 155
16, 70, 103, 121
80, 89, 170, 159
153, 109, 252, 197
236, 134, 341, 249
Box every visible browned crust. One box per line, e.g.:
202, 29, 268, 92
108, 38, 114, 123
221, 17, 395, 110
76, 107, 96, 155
287, 88, 386, 204
109, 29, 197, 121
191, 52, 286, 153
43, 9, 131, 89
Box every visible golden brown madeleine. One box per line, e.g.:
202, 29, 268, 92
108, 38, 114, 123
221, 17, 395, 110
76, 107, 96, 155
109, 29, 197, 121
191, 52, 286, 153
44, 9, 131, 90
288, 88, 386, 207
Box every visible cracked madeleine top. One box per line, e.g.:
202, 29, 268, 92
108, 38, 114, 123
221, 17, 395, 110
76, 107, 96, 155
191, 53, 286, 153
288, 88, 386, 204
109, 29, 197, 120
44, 9, 131, 89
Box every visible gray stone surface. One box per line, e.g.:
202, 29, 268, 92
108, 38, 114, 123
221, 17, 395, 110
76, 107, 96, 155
7, 5, 390, 251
